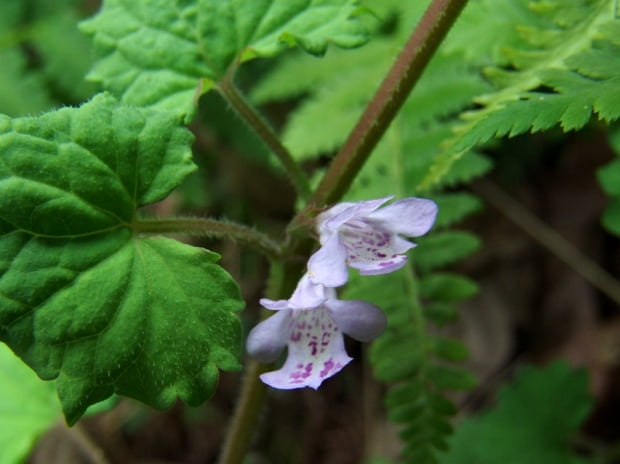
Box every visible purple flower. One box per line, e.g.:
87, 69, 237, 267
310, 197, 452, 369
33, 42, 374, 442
247, 274, 386, 389
308, 196, 438, 287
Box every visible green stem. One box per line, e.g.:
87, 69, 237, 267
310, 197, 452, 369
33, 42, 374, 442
217, 359, 269, 464
216, 77, 312, 200
292, 0, 469, 226
133, 217, 281, 259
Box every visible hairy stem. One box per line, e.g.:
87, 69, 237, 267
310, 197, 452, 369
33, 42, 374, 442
133, 217, 281, 259
218, 359, 270, 464
293, 0, 469, 224
217, 77, 312, 200
473, 179, 620, 306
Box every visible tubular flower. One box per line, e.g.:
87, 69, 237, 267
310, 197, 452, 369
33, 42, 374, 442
308, 196, 438, 287
247, 274, 386, 389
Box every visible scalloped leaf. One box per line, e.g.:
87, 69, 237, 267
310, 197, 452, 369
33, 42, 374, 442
80, 0, 369, 118
0, 94, 244, 424
344, 269, 476, 463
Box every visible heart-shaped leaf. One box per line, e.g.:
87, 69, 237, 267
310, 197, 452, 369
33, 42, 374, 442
0, 93, 244, 424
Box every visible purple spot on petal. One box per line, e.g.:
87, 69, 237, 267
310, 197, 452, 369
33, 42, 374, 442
320, 359, 335, 378
308, 341, 318, 355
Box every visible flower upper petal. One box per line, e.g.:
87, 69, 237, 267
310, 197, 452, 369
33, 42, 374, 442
259, 298, 290, 311
307, 234, 349, 287
246, 308, 294, 363
259, 307, 352, 390
326, 299, 386, 342
289, 273, 326, 310
316, 202, 357, 236
367, 197, 438, 237
322, 196, 393, 233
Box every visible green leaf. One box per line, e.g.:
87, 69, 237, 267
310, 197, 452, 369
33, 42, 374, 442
0, 343, 61, 464
80, 0, 369, 117
602, 198, 620, 236
431, 193, 484, 228
0, 93, 195, 236
438, 362, 593, 464
432, 338, 471, 363
0, 94, 244, 424
251, 39, 394, 106
0, 0, 95, 116
419, 274, 478, 303
0, 49, 53, 117
427, 364, 477, 391
0, 340, 115, 464
345, 267, 475, 463
273, 48, 490, 163
423, 0, 620, 188
415, 232, 481, 273
444, 0, 538, 65
31, 11, 99, 103
598, 159, 620, 196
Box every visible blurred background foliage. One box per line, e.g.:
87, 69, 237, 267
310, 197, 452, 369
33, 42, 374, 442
1, 0, 620, 462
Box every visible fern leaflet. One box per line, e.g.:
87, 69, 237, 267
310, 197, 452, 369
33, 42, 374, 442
423, 0, 620, 188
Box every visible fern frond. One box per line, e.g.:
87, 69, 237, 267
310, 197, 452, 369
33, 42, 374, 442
344, 267, 477, 463
415, 232, 481, 274
423, 0, 620, 188
431, 193, 483, 228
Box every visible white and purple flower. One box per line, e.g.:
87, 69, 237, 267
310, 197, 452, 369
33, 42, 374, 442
247, 274, 386, 389
308, 196, 438, 287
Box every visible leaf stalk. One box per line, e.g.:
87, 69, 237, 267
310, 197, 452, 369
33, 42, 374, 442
216, 77, 312, 200
133, 217, 281, 259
